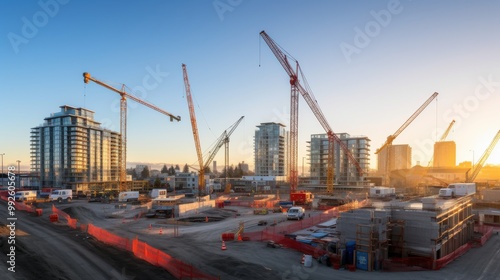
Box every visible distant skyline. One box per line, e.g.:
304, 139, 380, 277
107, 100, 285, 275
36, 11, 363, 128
2, 1, 500, 173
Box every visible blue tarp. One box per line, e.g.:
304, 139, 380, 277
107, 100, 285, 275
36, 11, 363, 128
311, 232, 328, 239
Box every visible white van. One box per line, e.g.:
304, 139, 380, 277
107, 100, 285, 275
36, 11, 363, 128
49, 189, 73, 203
118, 191, 140, 202
287, 206, 305, 220
14, 190, 37, 202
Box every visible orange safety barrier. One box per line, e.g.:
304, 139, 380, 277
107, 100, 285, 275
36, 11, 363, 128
52, 204, 78, 229
51, 205, 219, 280
87, 224, 132, 251
8, 200, 36, 213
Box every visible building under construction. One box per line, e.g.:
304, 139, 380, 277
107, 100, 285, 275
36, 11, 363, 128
337, 188, 475, 271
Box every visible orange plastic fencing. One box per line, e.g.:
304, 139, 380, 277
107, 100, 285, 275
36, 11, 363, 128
1, 195, 35, 213
51, 204, 77, 229
87, 224, 132, 251
434, 242, 471, 270
51, 205, 218, 280
131, 238, 216, 279
382, 257, 433, 271
379, 226, 494, 271
15, 201, 35, 213
475, 225, 493, 246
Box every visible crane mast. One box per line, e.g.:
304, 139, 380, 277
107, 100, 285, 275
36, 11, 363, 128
375, 92, 438, 186
202, 116, 244, 193
182, 64, 205, 196
204, 116, 244, 171
83, 72, 180, 192
260, 30, 364, 196
467, 130, 500, 183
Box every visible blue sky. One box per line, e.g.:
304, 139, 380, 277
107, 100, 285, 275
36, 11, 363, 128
1, 0, 500, 172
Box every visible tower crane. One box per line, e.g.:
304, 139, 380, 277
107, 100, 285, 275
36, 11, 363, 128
375, 92, 438, 186
260, 30, 364, 196
466, 130, 500, 183
182, 64, 205, 196
204, 117, 244, 193
439, 120, 456, 142
182, 64, 244, 195
83, 72, 181, 192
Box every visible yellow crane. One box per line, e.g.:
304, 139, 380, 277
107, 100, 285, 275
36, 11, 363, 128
83, 72, 181, 191
466, 130, 500, 183
375, 92, 438, 186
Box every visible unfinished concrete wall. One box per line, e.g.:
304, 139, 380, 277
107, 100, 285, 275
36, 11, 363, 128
337, 209, 390, 243
176, 198, 215, 217
391, 209, 439, 257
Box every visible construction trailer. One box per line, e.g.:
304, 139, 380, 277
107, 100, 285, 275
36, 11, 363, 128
290, 191, 313, 205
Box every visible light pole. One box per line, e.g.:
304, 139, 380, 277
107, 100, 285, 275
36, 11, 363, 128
16, 160, 21, 188
0, 153, 4, 186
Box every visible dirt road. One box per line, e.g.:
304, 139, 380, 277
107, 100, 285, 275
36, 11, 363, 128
0, 200, 173, 280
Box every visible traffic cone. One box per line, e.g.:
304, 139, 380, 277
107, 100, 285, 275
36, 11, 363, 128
159, 227, 163, 235
221, 240, 227, 250
237, 234, 242, 242
301, 254, 305, 264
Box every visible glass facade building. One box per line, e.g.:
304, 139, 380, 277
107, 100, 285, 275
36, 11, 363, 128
31, 105, 121, 189
254, 122, 288, 176
308, 133, 370, 185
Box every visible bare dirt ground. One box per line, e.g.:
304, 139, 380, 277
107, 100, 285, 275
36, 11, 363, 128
0, 200, 174, 280
2, 198, 500, 280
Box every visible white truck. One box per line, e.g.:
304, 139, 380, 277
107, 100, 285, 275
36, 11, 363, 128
149, 189, 167, 199
14, 190, 37, 202
118, 191, 139, 202
449, 183, 476, 196
439, 183, 476, 198
49, 189, 73, 203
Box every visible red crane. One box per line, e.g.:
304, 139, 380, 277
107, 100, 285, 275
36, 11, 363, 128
260, 31, 364, 195
182, 64, 205, 196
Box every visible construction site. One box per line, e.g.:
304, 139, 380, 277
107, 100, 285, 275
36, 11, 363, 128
3, 25, 500, 280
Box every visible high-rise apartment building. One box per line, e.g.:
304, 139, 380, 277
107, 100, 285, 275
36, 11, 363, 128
31, 105, 121, 190
254, 122, 287, 176
308, 133, 370, 185
377, 144, 412, 172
